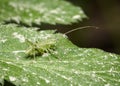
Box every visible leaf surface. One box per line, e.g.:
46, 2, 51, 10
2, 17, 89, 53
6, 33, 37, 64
0, 24, 120, 86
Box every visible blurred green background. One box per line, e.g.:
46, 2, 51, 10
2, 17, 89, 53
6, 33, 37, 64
41, 0, 120, 54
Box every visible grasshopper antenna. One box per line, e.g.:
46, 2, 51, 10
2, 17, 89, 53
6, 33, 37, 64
64, 26, 99, 35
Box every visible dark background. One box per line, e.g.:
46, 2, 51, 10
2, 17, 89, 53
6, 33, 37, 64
65, 0, 120, 54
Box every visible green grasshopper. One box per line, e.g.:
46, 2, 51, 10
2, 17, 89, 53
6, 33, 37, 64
25, 38, 56, 59
25, 26, 98, 59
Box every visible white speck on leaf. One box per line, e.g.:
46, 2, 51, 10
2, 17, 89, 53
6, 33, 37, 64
74, 71, 79, 74
0, 38, 7, 43
9, 76, 16, 81
11, 16, 21, 23
42, 53, 49, 57
70, 84, 73, 86
104, 83, 110, 86
50, 9, 58, 14
2, 68, 9, 71
32, 72, 36, 75
72, 15, 80, 19
34, 18, 41, 24
37, 82, 40, 85
45, 79, 50, 83
109, 53, 118, 59
83, 62, 88, 65
56, 17, 64, 22
9, 2, 17, 8
53, 51, 58, 55
12, 50, 25, 55
109, 66, 114, 72
6, 62, 12, 64
22, 78, 28, 82
91, 73, 96, 77
103, 55, 108, 59
12, 32, 25, 43
39, 76, 50, 84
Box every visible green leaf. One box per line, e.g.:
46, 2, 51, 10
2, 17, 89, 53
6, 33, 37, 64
0, 24, 120, 86
0, 0, 86, 25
